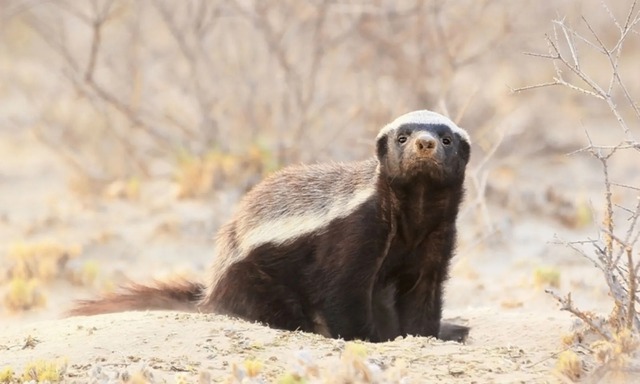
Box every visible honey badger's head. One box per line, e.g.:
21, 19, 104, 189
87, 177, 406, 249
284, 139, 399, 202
376, 110, 471, 187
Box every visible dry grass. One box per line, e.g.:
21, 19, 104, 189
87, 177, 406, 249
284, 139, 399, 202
1, 241, 79, 312
533, 266, 561, 289
3, 278, 46, 312
0, 367, 13, 384
1, 240, 108, 312
174, 145, 275, 198
4, 241, 81, 282
555, 350, 583, 381
21, 359, 67, 383
0, 359, 68, 384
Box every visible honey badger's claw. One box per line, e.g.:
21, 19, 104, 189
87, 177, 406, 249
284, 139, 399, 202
438, 323, 470, 343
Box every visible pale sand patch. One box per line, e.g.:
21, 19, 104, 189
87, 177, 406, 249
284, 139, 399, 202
0, 309, 570, 383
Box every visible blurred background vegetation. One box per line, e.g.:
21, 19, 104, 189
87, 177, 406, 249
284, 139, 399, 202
1, 0, 634, 221
0, 0, 596, 191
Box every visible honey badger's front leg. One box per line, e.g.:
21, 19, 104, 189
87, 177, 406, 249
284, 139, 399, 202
395, 226, 469, 342
372, 284, 400, 341
318, 218, 391, 342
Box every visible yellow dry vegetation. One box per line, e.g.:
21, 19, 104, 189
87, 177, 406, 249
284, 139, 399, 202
0, 367, 14, 384
21, 359, 67, 383
3, 278, 46, 312
6, 241, 82, 282
2, 241, 90, 312
556, 350, 583, 381
533, 266, 561, 289
175, 145, 276, 198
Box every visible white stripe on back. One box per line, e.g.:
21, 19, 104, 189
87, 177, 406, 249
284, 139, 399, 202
239, 184, 376, 253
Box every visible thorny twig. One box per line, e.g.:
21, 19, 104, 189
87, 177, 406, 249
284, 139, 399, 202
545, 290, 613, 341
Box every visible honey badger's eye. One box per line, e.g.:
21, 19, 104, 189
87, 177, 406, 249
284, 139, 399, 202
397, 135, 408, 144
442, 137, 452, 145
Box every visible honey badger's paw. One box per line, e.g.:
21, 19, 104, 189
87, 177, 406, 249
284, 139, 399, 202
438, 322, 470, 343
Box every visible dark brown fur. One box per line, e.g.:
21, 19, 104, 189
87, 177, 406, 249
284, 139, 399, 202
70, 111, 471, 343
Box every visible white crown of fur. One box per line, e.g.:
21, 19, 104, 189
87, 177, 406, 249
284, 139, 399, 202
377, 110, 471, 144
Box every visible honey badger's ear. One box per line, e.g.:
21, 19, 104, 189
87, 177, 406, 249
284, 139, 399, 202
457, 134, 471, 164
376, 132, 388, 161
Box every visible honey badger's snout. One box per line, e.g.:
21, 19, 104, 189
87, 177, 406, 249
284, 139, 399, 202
414, 132, 438, 157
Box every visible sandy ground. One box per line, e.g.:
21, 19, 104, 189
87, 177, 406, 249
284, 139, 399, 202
1, 309, 572, 383
0, 126, 629, 383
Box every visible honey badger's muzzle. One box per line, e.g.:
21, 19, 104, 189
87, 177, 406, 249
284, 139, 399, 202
412, 132, 441, 160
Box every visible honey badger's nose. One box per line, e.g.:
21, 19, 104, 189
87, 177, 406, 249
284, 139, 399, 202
415, 133, 437, 155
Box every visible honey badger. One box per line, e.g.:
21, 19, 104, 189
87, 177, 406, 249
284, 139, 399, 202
70, 110, 471, 343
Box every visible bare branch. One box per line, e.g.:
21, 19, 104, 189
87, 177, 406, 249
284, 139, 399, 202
522, 51, 560, 59
84, 1, 117, 83
580, 12, 640, 129
627, 246, 637, 329
510, 81, 560, 94
557, 17, 580, 69
546, 290, 613, 341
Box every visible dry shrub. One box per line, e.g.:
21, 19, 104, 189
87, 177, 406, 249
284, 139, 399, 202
0, 367, 14, 384
21, 359, 67, 383
0, 359, 67, 383
3, 278, 46, 312
174, 145, 276, 198
533, 266, 561, 289
5, 0, 538, 199
556, 350, 583, 381
516, 0, 640, 380
4, 241, 82, 282
66, 259, 101, 287
1, 241, 107, 311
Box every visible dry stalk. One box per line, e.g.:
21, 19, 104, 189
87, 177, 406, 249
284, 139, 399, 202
545, 290, 612, 341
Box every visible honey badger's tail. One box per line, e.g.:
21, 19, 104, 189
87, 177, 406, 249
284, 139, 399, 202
67, 280, 206, 316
